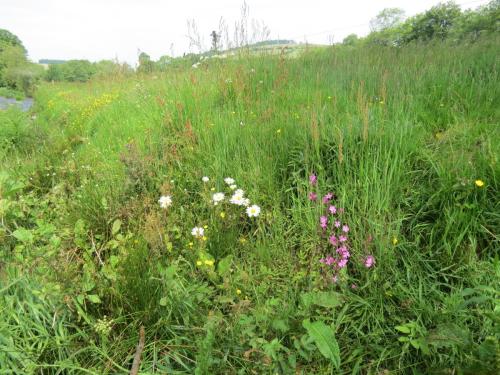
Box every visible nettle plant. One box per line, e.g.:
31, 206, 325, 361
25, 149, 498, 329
308, 174, 375, 285
159, 176, 261, 273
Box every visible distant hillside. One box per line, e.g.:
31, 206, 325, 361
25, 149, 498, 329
38, 59, 66, 65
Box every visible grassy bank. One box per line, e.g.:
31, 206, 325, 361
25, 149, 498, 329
1, 38, 499, 374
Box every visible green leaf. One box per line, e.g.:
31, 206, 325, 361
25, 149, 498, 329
301, 291, 342, 309
159, 297, 168, 306
217, 255, 233, 276
87, 294, 101, 304
302, 319, 340, 368
12, 228, 34, 244
395, 325, 411, 334
111, 219, 122, 236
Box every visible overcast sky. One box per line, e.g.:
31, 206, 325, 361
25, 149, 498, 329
0, 0, 490, 66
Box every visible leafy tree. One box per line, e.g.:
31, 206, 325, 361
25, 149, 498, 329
0, 29, 26, 54
370, 8, 406, 32
406, 2, 462, 42
137, 52, 154, 74
342, 34, 359, 46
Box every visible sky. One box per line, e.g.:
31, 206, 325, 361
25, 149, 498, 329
0, 0, 490, 66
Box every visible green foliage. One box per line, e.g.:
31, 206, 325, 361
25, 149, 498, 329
0, 35, 499, 374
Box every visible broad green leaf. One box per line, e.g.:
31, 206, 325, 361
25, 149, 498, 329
395, 325, 411, 334
87, 294, 101, 304
302, 319, 340, 368
159, 297, 168, 306
12, 228, 34, 244
111, 219, 122, 235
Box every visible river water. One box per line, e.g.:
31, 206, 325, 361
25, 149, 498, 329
0, 96, 34, 112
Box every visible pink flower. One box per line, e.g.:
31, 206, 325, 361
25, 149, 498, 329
339, 235, 347, 242
328, 205, 337, 214
308, 192, 317, 201
364, 255, 375, 268
329, 235, 337, 246
325, 256, 335, 266
334, 220, 341, 228
351, 283, 357, 289
309, 174, 317, 185
322, 192, 333, 203
320, 216, 328, 229
338, 258, 348, 268
332, 275, 338, 283
342, 225, 349, 233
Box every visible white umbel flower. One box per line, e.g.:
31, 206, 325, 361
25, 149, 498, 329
229, 184, 237, 190
202, 176, 210, 182
212, 192, 225, 205
191, 227, 204, 237
158, 195, 172, 208
246, 205, 261, 217
224, 177, 235, 185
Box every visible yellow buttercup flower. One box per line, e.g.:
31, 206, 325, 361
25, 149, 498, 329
276, 129, 281, 134
202, 236, 207, 241
392, 237, 398, 245
196, 260, 202, 266
475, 180, 484, 187
220, 211, 226, 218
204, 260, 214, 266
236, 289, 242, 295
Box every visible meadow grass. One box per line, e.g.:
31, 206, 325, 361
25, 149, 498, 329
0, 38, 499, 374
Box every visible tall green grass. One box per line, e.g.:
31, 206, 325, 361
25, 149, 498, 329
1, 38, 499, 373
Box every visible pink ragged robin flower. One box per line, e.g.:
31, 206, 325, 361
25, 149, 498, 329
364, 255, 375, 268
308, 192, 317, 201
342, 225, 349, 233
328, 205, 337, 215
334, 220, 341, 228
322, 192, 334, 204
329, 235, 337, 246
320, 216, 328, 229
309, 174, 317, 185
339, 235, 347, 242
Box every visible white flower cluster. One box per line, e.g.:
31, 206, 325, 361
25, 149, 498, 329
158, 195, 172, 208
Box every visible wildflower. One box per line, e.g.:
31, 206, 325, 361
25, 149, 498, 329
338, 258, 348, 268
235, 189, 244, 196
230, 191, 245, 205
276, 128, 281, 134
220, 211, 226, 218
342, 225, 349, 233
202, 236, 207, 241
229, 184, 237, 190
224, 177, 235, 185
332, 275, 338, 283
329, 235, 337, 246
351, 284, 357, 289
392, 237, 398, 245
212, 192, 225, 205
242, 198, 251, 207
210, 187, 216, 191
246, 205, 261, 217
322, 192, 334, 203
308, 192, 317, 201
191, 227, 204, 238
334, 220, 341, 228
239, 237, 247, 244
202, 176, 210, 182
204, 260, 214, 266
364, 255, 375, 268
309, 174, 317, 185
196, 260, 202, 266
188, 242, 194, 247
475, 180, 484, 187
203, 225, 208, 229
158, 195, 172, 208
339, 235, 347, 242
320, 216, 328, 229
328, 205, 337, 214
236, 289, 242, 295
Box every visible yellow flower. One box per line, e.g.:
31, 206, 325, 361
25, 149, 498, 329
475, 180, 484, 187
392, 237, 398, 245
196, 260, 202, 266
379, 100, 385, 105
276, 129, 281, 134
204, 260, 214, 266
236, 289, 242, 295
210, 187, 216, 191
203, 225, 208, 229
202, 236, 207, 241
220, 211, 226, 218
239, 237, 247, 244
188, 242, 194, 247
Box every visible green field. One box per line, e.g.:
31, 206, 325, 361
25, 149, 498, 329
1, 38, 499, 374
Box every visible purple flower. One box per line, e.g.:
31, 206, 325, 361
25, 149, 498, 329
328, 205, 337, 215
339, 235, 347, 242
309, 174, 317, 185
308, 192, 317, 201
338, 258, 348, 268
329, 235, 337, 246
325, 256, 335, 266
342, 225, 350, 233
320, 216, 328, 229
364, 255, 375, 268
322, 192, 333, 204
334, 220, 341, 228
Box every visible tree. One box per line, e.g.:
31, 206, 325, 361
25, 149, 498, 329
210, 30, 221, 52
406, 2, 462, 42
370, 8, 406, 32
137, 52, 154, 74
0, 29, 26, 54
342, 34, 359, 46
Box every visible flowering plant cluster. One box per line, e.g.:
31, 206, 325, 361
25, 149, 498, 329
157, 175, 261, 270
308, 173, 374, 284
